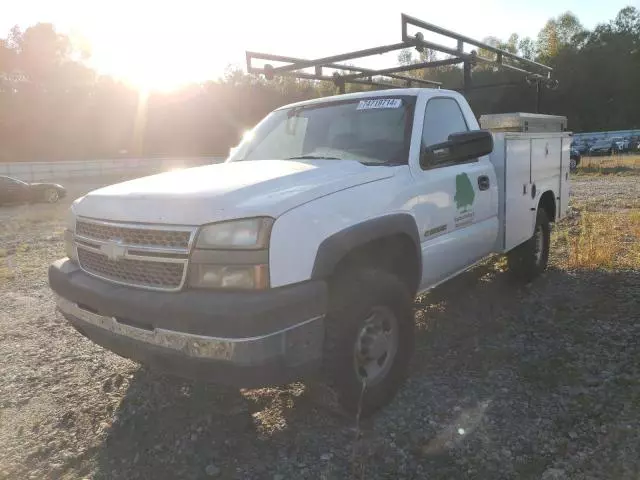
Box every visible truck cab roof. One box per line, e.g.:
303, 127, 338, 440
275, 88, 461, 111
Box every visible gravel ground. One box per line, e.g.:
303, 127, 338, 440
0, 174, 638, 480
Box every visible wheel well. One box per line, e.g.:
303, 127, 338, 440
332, 234, 420, 296
539, 190, 556, 222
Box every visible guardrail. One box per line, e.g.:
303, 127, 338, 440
0, 156, 226, 182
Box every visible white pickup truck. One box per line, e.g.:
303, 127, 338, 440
49, 88, 571, 417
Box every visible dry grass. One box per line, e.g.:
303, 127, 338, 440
576, 153, 640, 175
0, 247, 14, 281
1, 203, 68, 286
557, 208, 640, 270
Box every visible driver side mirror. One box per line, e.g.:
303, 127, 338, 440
421, 130, 494, 168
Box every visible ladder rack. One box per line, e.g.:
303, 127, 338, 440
245, 13, 557, 109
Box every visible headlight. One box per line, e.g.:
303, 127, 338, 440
196, 218, 273, 249
189, 218, 273, 290
188, 264, 268, 290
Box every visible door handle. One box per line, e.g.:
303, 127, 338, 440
478, 175, 490, 191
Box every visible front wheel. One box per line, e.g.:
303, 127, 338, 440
507, 208, 551, 283
323, 268, 415, 418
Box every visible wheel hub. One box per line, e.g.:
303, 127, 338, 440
354, 306, 399, 385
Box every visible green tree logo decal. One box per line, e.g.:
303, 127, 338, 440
454, 173, 475, 212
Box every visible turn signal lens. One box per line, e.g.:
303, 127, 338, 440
188, 264, 268, 290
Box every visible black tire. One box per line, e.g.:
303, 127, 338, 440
507, 208, 550, 283
44, 188, 60, 203
323, 268, 415, 418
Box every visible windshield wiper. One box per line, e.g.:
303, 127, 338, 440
286, 155, 342, 160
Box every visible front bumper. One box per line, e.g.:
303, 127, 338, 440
49, 258, 327, 387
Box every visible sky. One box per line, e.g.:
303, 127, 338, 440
1, 0, 638, 90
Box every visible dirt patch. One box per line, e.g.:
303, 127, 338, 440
1, 174, 639, 479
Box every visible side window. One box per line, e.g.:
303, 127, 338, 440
421, 97, 469, 168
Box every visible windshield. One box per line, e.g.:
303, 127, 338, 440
228, 96, 416, 166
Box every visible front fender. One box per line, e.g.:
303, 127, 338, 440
310, 213, 421, 280
266, 170, 417, 288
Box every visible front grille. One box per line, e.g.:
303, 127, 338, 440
78, 248, 185, 290
76, 221, 191, 249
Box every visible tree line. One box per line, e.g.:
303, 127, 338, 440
0, 7, 638, 162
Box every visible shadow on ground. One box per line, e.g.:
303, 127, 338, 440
85, 263, 639, 480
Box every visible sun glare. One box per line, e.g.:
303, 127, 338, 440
242, 130, 255, 142
91, 38, 206, 92
122, 65, 192, 93
25, 0, 390, 92
81, 3, 221, 92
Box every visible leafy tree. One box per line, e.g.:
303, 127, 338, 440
518, 37, 536, 60
537, 12, 584, 60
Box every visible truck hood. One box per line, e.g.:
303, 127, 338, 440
73, 159, 397, 225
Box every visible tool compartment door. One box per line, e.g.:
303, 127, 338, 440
559, 136, 571, 219
531, 136, 562, 219
504, 138, 535, 250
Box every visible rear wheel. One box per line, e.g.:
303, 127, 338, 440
44, 188, 60, 203
569, 158, 577, 171
507, 208, 550, 283
323, 268, 415, 418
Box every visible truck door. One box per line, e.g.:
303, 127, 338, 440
409, 97, 499, 289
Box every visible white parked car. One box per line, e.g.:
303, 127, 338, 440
611, 137, 630, 152
49, 88, 571, 417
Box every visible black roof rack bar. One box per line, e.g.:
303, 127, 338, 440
322, 64, 442, 87
403, 34, 551, 82
282, 71, 402, 89
401, 13, 552, 74
267, 43, 408, 75
246, 51, 443, 87
244, 13, 556, 100
451, 80, 526, 92
341, 57, 463, 81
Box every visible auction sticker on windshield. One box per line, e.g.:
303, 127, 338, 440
356, 99, 402, 110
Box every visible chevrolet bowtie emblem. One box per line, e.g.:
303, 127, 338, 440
100, 240, 126, 262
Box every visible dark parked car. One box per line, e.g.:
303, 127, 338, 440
571, 141, 590, 155
588, 139, 620, 156
0, 175, 66, 205
570, 147, 581, 171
